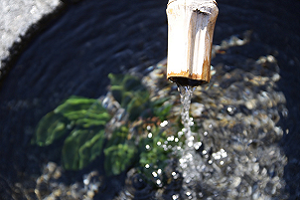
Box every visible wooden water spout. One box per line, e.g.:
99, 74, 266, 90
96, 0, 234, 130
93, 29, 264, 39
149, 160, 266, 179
166, 0, 219, 86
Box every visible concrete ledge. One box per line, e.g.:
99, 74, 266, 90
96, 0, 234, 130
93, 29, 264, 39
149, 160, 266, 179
0, 0, 64, 81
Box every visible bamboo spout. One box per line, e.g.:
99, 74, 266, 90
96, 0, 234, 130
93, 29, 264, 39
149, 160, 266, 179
166, 0, 219, 86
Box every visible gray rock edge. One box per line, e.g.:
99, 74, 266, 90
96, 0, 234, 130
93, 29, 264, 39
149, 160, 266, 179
0, 0, 67, 84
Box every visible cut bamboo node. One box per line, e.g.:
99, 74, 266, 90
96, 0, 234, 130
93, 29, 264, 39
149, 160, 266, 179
166, 0, 219, 86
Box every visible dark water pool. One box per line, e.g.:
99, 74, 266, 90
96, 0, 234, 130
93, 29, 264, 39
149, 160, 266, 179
1, 0, 300, 199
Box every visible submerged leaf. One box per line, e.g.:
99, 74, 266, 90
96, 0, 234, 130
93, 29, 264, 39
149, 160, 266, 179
104, 143, 137, 175
54, 96, 111, 128
32, 95, 112, 170
127, 91, 150, 121
151, 97, 172, 121
32, 112, 69, 146
62, 129, 105, 170
54, 96, 97, 114
108, 73, 149, 114
78, 130, 106, 169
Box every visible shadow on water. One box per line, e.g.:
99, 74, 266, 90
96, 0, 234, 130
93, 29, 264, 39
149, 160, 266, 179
0, 0, 300, 199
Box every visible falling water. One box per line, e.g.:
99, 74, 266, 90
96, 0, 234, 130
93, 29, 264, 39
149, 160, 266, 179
178, 85, 194, 144
177, 85, 203, 199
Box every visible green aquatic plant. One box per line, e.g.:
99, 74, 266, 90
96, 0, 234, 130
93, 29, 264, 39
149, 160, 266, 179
32, 73, 183, 179
103, 126, 137, 175
108, 73, 172, 121
32, 96, 111, 170
108, 73, 151, 121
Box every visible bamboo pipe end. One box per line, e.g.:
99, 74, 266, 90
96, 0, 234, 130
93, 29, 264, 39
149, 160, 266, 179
166, 0, 219, 86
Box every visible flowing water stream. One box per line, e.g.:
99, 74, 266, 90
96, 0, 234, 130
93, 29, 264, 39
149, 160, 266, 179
178, 85, 199, 199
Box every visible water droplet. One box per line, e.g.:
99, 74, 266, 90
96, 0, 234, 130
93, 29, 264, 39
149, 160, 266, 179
83, 178, 89, 185
212, 152, 221, 160
152, 172, 158, 178
156, 179, 161, 185
194, 142, 202, 150
178, 131, 184, 137
160, 120, 169, 127
226, 106, 236, 115
167, 135, 175, 141
188, 141, 193, 147
148, 132, 152, 138
162, 144, 168, 151
198, 192, 204, 198
172, 194, 179, 200
145, 164, 150, 169
145, 145, 151, 150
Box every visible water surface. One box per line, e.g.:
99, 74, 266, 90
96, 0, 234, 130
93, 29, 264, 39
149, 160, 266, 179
1, 0, 300, 199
